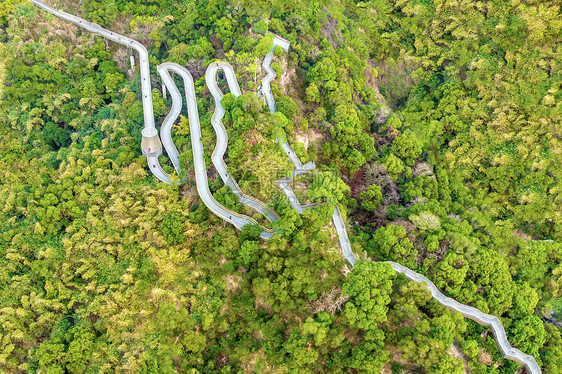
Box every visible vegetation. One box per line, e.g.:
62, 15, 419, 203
0, 0, 560, 372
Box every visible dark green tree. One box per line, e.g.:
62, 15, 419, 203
359, 184, 382, 212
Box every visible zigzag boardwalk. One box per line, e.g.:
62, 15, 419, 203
30, 2, 542, 372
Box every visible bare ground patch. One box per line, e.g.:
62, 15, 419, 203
295, 128, 325, 150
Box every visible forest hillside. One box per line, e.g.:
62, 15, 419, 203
0, 0, 561, 373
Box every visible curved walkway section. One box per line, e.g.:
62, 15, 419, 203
29, 0, 175, 183
206, 62, 280, 223
157, 65, 181, 174
158, 63, 274, 240
332, 212, 541, 373
260, 31, 541, 374
332, 206, 357, 266
387, 261, 541, 373
260, 34, 316, 212
278, 164, 317, 213
260, 36, 285, 113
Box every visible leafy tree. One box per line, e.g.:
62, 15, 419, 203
214, 185, 242, 212
409, 211, 441, 231
220, 92, 236, 110
390, 129, 422, 166
65, 325, 96, 374
541, 325, 562, 373
283, 329, 318, 367
322, 105, 375, 172
306, 169, 350, 206
359, 184, 382, 212
384, 115, 402, 130
348, 340, 389, 372
383, 154, 405, 177
276, 96, 299, 120
254, 19, 269, 34
367, 224, 416, 267
509, 315, 546, 358
35, 338, 66, 374
239, 240, 260, 267
305, 83, 320, 103
43, 122, 70, 149
254, 34, 273, 57
161, 210, 186, 245
343, 260, 396, 331
239, 224, 261, 244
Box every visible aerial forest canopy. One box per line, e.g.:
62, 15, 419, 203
0, 0, 561, 373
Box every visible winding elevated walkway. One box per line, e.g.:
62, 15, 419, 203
277, 165, 316, 214
29, 0, 172, 183
260, 35, 288, 114
29, 3, 542, 373
158, 62, 275, 240
31, 0, 274, 239
387, 261, 541, 373
332, 211, 541, 373
206, 62, 280, 223
260, 34, 316, 212
261, 30, 541, 374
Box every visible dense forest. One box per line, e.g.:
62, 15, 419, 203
0, 0, 561, 372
